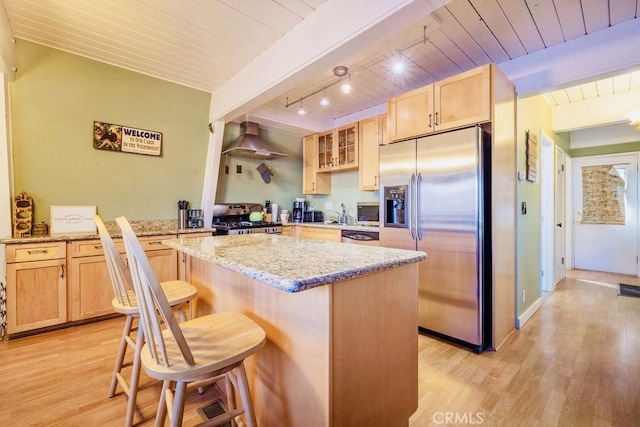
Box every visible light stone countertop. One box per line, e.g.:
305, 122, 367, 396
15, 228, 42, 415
163, 233, 425, 293
0, 220, 214, 244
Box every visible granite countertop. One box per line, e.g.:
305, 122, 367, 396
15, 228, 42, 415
284, 222, 379, 232
163, 233, 425, 293
0, 220, 214, 244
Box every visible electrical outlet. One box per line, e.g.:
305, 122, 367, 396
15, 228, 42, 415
522, 290, 526, 303
325, 202, 333, 210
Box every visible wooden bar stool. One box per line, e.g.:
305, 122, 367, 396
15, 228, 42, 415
116, 216, 266, 427
95, 215, 198, 427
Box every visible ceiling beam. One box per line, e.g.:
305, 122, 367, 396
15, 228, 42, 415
208, 0, 449, 123
499, 18, 640, 96
551, 88, 640, 132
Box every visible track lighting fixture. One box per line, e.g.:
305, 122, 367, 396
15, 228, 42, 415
283, 17, 441, 116
392, 50, 406, 74
320, 88, 329, 106
341, 74, 352, 94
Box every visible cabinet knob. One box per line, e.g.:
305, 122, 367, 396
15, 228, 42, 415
428, 114, 432, 128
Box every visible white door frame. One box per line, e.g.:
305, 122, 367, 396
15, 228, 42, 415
540, 131, 555, 294
565, 156, 573, 270
554, 145, 567, 284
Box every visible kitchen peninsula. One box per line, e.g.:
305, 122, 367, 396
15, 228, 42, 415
163, 233, 426, 427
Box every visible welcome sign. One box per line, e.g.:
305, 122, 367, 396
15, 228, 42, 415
93, 121, 162, 156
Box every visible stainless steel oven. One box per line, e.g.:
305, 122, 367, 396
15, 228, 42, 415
356, 202, 379, 226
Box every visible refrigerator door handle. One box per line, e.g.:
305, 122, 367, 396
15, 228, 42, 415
416, 172, 423, 241
409, 173, 417, 240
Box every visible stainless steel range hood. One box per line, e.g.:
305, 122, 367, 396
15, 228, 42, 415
222, 121, 287, 160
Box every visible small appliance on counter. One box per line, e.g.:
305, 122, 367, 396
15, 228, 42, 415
188, 209, 204, 228
178, 200, 189, 229
356, 202, 380, 226
303, 210, 324, 222
292, 199, 306, 223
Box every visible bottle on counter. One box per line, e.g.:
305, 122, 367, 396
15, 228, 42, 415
264, 200, 272, 222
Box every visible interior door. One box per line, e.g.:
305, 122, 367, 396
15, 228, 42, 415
573, 154, 638, 275
554, 147, 566, 284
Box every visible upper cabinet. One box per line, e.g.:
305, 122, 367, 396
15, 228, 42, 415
303, 134, 331, 195
317, 131, 334, 170
435, 65, 491, 131
334, 123, 358, 171
359, 115, 381, 191
316, 123, 358, 172
387, 64, 492, 142
387, 85, 434, 141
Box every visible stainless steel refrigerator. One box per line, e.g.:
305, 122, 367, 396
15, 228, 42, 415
379, 125, 491, 352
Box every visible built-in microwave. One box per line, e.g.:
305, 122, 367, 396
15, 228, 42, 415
356, 202, 380, 226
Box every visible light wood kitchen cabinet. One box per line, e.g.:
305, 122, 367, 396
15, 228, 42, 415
68, 235, 178, 321
358, 115, 380, 191
178, 232, 211, 282
333, 123, 358, 170
434, 64, 491, 131
6, 241, 67, 334
281, 225, 294, 236
317, 130, 334, 170
387, 64, 492, 141
387, 84, 434, 141
138, 235, 178, 283
379, 113, 388, 145
297, 226, 341, 242
316, 122, 359, 172
303, 134, 331, 195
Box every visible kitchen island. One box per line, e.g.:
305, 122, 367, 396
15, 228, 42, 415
163, 233, 426, 427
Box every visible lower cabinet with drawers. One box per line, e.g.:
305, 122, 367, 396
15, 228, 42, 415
5, 241, 67, 334
67, 235, 178, 322
4, 233, 198, 336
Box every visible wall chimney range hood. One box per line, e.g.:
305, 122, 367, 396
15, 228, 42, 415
222, 121, 287, 160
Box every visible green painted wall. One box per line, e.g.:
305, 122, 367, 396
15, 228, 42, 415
306, 171, 379, 220
10, 40, 211, 223
515, 94, 569, 318
216, 123, 379, 217
216, 123, 304, 212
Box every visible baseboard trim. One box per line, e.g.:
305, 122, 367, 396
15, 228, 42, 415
516, 297, 543, 329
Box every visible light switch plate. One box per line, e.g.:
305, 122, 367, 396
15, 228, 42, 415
325, 202, 333, 210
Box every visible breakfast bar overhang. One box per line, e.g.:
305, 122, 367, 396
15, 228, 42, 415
163, 234, 426, 427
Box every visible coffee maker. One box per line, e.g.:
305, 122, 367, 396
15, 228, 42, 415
292, 200, 306, 223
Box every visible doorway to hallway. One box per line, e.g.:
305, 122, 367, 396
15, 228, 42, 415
572, 154, 639, 276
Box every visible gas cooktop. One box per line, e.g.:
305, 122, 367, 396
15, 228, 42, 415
211, 203, 283, 235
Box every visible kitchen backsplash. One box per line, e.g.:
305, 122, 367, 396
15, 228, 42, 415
305, 171, 379, 220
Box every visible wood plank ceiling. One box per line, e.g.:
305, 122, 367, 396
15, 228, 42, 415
2, 0, 639, 128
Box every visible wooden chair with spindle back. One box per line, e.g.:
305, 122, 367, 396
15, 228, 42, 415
116, 216, 266, 427
94, 215, 198, 427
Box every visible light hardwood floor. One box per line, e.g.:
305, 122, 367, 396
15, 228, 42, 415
1, 270, 639, 426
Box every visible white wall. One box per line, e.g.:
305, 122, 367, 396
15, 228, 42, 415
570, 123, 640, 149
